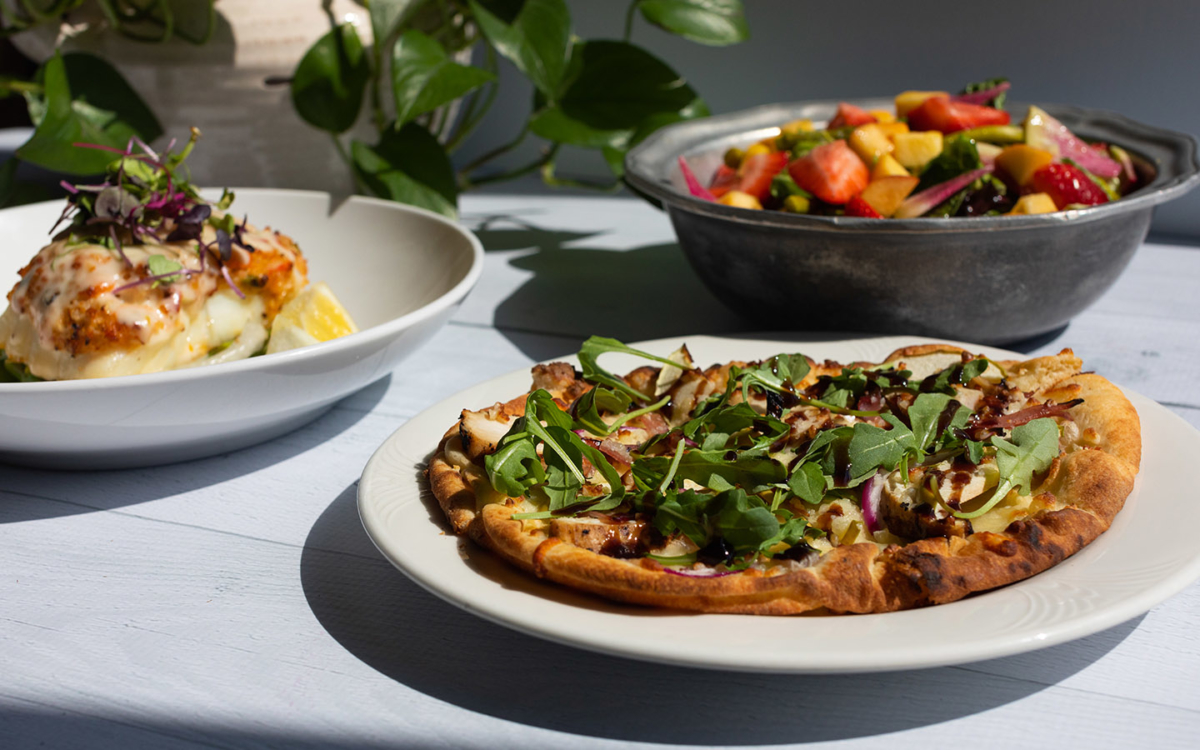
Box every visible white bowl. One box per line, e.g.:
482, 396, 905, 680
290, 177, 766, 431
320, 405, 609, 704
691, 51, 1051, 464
0, 189, 482, 469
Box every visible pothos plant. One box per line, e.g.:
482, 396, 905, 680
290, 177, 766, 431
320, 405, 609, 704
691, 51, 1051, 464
0, 1, 746, 218
0, 1, 216, 204
290, 0, 749, 216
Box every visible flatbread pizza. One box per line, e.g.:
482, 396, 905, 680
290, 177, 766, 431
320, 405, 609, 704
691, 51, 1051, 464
428, 338, 1140, 614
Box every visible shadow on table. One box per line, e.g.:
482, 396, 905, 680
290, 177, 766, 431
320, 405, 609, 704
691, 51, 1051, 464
471, 216, 750, 361
0, 376, 389, 525
301, 483, 1140, 746
471, 214, 1073, 361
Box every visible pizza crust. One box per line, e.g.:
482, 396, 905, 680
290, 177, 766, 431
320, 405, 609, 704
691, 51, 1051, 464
425, 346, 1141, 615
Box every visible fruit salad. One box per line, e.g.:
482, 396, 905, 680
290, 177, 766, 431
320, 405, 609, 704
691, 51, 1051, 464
681, 79, 1140, 219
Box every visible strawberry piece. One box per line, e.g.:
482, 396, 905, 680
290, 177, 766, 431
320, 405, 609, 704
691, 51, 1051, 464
907, 96, 1011, 134
1028, 163, 1110, 209
735, 151, 789, 201
844, 195, 883, 218
828, 102, 877, 130
788, 140, 870, 205
708, 164, 739, 198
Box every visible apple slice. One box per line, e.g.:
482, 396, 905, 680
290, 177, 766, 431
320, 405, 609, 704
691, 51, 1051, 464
995, 144, 1055, 187
859, 175, 920, 217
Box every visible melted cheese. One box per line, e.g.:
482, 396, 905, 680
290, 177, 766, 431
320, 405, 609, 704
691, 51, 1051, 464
0, 221, 304, 380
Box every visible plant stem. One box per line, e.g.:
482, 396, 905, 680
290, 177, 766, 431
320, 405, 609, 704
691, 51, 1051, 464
330, 134, 371, 195
623, 0, 639, 41
464, 144, 558, 189
541, 158, 623, 192
444, 43, 498, 152
458, 122, 529, 176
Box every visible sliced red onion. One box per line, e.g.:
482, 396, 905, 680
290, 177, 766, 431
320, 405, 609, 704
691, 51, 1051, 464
678, 156, 716, 201
861, 472, 883, 534
951, 81, 1011, 106
1025, 106, 1122, 179
661, 567, 740, 578
893, 167, 994, 219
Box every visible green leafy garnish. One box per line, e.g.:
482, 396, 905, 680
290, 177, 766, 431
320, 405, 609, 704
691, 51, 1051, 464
954, 418, 1059, 519
578, 336, 691, 402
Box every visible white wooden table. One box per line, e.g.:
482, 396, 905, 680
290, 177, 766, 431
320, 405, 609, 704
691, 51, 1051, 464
2, 194, 1198, 749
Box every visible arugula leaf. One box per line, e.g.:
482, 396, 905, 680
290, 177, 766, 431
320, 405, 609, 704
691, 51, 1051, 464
759, 511, 820, 553
485, 437, 546, 497
571, 386, 633, 435
964, 439, 985, 465
907, 392, 953, 452
537, 427, 585, 510
917, 134, 982, 192
847, 415, 916, 478
955, 418, 1060, 519
635, 449, 785, 493
788, 461, 826, 505
924, 357, 989, 394
715, 489, 780, 553
652, 489, 716, 545
577, 336, 689, 402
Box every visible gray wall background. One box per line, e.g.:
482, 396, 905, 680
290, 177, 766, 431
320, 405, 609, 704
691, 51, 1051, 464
454, 0, 1200, 242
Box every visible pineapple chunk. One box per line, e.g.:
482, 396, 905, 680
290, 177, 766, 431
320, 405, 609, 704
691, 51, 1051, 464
995, 144, 1055, 187
743, 142, 773, 160
781, 118, 814, 136
892, 131, 944, 169
859, 175, 920, 217
871, 153, 910, 179
876, 121, 909, 138
868, 109, 896, 123
895, 90, 948, 118
1007, 193, 1059, 215
719, 190, 762, 210
849, 124, 894, 164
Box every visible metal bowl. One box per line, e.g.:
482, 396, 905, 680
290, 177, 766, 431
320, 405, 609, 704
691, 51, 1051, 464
624, 99, 1200, 344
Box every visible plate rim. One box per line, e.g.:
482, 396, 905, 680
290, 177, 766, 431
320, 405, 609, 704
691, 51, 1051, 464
358, 333, 1200, 673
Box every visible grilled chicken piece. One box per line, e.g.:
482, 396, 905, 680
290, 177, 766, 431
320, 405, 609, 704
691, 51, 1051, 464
550, 517, 649, 558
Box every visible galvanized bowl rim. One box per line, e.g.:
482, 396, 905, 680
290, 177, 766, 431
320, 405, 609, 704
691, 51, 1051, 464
624, 98, 1200, 234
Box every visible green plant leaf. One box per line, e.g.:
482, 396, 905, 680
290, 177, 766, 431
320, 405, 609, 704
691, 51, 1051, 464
558, 40, 699, 130
291, 23, 370, 134
17, 52, 162, 175
529, 106, 629, 149
391, 29, 495, 126
370, 0, 429, 46
351, 122, 457, 216
531, 42, 705, 174
637, 0, 748, 46
470, 0, 571, 100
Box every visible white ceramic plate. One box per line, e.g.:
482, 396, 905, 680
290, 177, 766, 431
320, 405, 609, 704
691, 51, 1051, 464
0, 189, 482, 468
359, 334, 1200, 673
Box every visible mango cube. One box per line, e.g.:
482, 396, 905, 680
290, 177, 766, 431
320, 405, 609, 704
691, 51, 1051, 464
871, 153, 910, 179
995, 144, 1055, 187
892, 131, 944, 169
895, 90, 948, 118
868, 109, 896, 123
718, 190, 762, 210
876, 121, 909, 138
849, 124, 894, 164
1007, 193, 1058, 215
859, 175, 920, 217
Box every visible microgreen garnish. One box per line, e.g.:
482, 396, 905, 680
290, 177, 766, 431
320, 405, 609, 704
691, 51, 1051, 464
53, 129, 248, 297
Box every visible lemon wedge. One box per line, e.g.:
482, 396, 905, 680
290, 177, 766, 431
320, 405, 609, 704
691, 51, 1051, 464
266, 282, 358, 354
